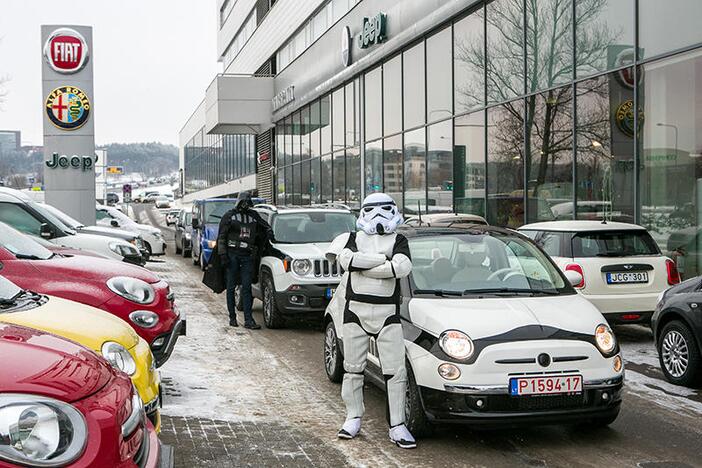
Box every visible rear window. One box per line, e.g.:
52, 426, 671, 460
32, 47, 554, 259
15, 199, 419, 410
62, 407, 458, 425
572, 230, 660, 257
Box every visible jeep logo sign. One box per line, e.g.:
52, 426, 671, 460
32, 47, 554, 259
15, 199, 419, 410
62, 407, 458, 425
45, 152, 97, 172
358, 13, 386, 49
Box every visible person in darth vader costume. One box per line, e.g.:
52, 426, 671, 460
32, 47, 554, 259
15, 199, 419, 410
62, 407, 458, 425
215, 191, 280, 329
327, 193, 416, 449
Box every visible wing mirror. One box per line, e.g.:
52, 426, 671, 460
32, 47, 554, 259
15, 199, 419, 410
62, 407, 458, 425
110, 220, 119, 227
564, 269, 584, 288
39, 223, 53, 239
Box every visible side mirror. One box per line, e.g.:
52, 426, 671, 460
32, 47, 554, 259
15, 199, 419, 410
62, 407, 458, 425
40, 223, 53, 239
564, 270, 584, 288
192, 218, 200, 229
110, 220, 119, 227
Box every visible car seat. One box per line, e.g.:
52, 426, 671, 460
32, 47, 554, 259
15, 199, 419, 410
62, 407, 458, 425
451, 250, 492, 284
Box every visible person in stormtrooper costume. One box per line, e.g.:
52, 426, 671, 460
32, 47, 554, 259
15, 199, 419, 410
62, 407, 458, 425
326, 193, 416, 449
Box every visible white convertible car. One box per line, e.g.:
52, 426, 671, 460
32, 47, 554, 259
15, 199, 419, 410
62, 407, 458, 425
323, 226, 624, 434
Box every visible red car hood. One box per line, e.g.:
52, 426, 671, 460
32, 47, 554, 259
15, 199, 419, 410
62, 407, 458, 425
0, 323, 113, 402
41, 252, 159, 284
46, 244, 111, 259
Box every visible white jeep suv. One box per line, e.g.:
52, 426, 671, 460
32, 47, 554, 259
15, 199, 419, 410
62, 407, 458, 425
250, 205, 357, 328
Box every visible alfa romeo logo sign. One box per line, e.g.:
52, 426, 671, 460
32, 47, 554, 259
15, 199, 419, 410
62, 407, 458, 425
45, 86, 91, 130
43, 28, 89, 74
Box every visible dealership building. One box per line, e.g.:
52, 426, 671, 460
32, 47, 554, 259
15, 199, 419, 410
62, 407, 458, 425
180, 0, 702, 277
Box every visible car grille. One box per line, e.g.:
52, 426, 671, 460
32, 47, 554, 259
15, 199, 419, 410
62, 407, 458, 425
313, 259, 343, 277
485, 393, 586, 412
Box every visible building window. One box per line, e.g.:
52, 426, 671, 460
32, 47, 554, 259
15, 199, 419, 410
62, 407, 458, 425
383, 55, 402, 137
639, 0, 702, 61
223, 8, 257, 69
384, 135, 403, 210
333, 150, 345, 203
486, 0, 524, 104
332, 88, 345, 150
454, 7, 485, 114
403, 42, 426, 130
321, 94, 332, 155
310, 157, 321, 204
365, 140, 383, 195
365, 66, 382, 142
321, 154, 333, 203
346, 146, 361, 207
454, 111, 486, 217
404, 128, 426, 214
427, 119, 453, 212
427, 27, 453, 124
526, 0, 573, 93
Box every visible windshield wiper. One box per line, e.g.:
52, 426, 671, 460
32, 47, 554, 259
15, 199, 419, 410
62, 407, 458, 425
463, 288, 559, 296
15, 253, 46, 260
413, 289, 463, 297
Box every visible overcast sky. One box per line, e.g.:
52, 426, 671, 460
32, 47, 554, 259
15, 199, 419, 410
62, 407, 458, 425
0, 0, 220, 146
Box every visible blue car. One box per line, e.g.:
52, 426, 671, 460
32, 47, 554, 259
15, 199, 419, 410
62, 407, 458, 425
191, 197, 265, 270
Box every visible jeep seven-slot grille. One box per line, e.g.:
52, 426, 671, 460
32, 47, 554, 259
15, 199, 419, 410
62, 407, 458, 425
314, 259, 342, 277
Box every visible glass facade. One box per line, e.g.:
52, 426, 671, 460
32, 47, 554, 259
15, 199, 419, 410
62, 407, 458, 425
273, 0, 702, 277
183, 129, 256, 195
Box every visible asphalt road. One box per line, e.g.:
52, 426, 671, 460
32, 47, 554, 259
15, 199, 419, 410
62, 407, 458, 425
135, 204, 702, 468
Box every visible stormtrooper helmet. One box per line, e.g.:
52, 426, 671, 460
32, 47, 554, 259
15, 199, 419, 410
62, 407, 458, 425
357, 193, 403, 235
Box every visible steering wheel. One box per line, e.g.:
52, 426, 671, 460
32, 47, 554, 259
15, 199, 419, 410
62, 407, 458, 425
486, 267, 516, 281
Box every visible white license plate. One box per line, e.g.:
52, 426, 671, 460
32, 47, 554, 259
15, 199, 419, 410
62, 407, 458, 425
325, 288, 336, 299
606, 271, 649, 284
510, 375, 582, 396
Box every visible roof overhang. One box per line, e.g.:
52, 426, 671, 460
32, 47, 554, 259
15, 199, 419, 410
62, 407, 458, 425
205, 74, 274, 135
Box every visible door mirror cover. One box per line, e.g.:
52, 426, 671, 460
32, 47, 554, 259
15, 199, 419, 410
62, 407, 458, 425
564, 269, 584, 288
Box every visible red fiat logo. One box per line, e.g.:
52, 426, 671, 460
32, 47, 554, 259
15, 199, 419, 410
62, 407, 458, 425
43, 28, 89, 74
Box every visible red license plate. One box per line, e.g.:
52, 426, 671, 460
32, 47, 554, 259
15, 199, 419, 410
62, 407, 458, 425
510, 375, 582, 396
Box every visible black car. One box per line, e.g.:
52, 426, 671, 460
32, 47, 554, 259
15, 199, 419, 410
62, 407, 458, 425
652, 276, 702, 387
174, 210, 193, 257
106, 192, 119, 205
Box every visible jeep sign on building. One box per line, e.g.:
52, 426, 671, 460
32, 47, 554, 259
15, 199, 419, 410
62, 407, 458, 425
41, 25, 96, 224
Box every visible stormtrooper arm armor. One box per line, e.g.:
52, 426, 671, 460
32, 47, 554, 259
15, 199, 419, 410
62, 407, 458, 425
338, 233, 387, 271
361, 235, 412, 279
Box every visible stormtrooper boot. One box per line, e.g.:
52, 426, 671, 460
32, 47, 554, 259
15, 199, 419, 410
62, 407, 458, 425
337, 418, 362, 439
389, 424, 417, 449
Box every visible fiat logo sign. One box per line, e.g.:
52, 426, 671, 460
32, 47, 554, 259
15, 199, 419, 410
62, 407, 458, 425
43, 28, 89, 74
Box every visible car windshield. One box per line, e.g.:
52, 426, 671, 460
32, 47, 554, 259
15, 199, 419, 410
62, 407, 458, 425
104, 207, 135, 225
409, 232, 569, 296
0, 222, 53, 260
29, 201, 76, 235
204, 202, 235, 224
40, 203, 83, 229
572, 230, 659, 257
272, 212, 357, 244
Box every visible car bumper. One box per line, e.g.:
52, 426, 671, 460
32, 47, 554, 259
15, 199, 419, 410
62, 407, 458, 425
581, 291, 659, 322
274, 283, 337, 315
139, 419, 174, 468
420, 376, 623, 427
151, 314, 186, 368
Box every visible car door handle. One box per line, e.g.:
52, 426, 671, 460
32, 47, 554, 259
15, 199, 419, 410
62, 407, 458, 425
690, 303, 699, 309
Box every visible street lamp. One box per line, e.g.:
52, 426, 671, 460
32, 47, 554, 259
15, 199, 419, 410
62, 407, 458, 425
656, 122, 679, 157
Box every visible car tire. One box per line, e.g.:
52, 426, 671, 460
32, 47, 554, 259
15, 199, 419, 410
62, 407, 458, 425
145, 242, 153, 256
182, 246, 191, 258
262, 274, 284, 329
658, 320, 702, 388
405, 364, 431, 437
324, 320, 344, 383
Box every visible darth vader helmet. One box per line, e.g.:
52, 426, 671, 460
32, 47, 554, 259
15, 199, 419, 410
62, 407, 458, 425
357, 193, 403, 235
235, 191, 253, 212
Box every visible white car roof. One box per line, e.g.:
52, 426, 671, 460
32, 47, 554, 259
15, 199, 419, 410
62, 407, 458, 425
519, 220, 646, 232
256, 206, 352, 215
407, 213, 487, 223
0, 187, 31, 203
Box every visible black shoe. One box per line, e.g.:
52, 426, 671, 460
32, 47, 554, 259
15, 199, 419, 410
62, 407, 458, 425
229, 320, 238, 327
244, 322, 261, 330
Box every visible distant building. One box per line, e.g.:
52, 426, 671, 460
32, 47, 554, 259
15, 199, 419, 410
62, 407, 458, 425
0, 131, 21, 154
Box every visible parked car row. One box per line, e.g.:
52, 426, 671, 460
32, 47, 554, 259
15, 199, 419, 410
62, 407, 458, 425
0, 190, 183, 467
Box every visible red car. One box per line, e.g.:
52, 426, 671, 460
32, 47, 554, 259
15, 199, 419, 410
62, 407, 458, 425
0, 323, 172, 467
0, 222, 185, 367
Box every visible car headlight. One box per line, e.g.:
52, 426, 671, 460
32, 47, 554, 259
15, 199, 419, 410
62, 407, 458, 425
595, 324, 617, 355
129, 310, 160, 329
108, 241, 140, 258
101, 342, 137, 376
107, 277, 156, 304
439, 330, 474, 360
292, 259, 312, 276
0, 394, 87, 466
207, 240, 217, 249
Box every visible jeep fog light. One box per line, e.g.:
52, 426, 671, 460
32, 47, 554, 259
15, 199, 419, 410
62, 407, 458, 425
438, 363, 461, 380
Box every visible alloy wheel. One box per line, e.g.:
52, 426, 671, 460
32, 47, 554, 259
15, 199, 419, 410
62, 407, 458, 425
662, 330, 689, 378
263, 281, 272, 322
324, 327, 337, 376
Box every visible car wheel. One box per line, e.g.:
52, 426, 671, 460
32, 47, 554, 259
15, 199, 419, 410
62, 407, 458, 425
182, 245, 191, 258
658, 321, 702, 387
324, 320, 344, 383
145, 242, 153, 256
405, 364, 431, 437
262, 274, 284, 329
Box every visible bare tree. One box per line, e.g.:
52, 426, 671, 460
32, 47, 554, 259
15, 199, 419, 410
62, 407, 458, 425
456, 0, 620, 198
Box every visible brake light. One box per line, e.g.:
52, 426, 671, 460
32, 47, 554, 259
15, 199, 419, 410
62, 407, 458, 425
666, 259, 680, 285
565, 263, 585, 288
